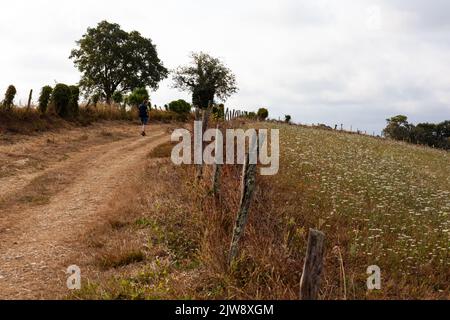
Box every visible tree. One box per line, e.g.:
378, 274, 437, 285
2, 85, 17, 110
285, 115, 292, 123
38, 86, 53, 114
70, 20, 168, 104
127, 87, 149, 107
383, 115, 413, 141
168, 99, 191, 114
257, 108, 269, 121
172, 52, 238, 109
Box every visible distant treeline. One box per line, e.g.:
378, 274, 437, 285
383, 115, 450, 150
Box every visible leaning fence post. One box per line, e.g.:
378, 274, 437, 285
27, 89, 33, 110
300, 229, 326, 300
228, 140, 258, 266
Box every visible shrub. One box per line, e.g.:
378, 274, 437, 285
112, 91, 123, 104
69, 85, 80, 116
257, 108, 269, 120
51, 83, 71, 118
285, 115, 292, 123
2, 85, 17, 110
212, 104, 225, 120
92, 93, 101, 106
38, 86, 53, 114
127, 87, 149, 107
168, 99, 191, 114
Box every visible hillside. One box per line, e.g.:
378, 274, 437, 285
70, 122, 449, 300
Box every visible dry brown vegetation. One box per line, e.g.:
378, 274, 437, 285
71, 120, 449, 300
0, 105, 190, 136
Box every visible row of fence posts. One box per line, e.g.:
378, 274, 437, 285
193, 106, 326, 300
224, 108, 251, 121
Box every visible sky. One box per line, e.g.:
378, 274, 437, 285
1, 0, 449, 134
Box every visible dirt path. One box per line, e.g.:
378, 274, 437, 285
0, 123, 170, 299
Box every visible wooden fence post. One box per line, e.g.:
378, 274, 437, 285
300, 229, 325, 300
228, 151, 257, 266
211, 125, 221, 197
196, 107, 211, 180
27, 89, 33, 109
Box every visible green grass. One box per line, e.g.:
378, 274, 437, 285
265, 123, 449, 298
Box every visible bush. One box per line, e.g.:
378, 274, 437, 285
212, 104, 225, 120
149, 109, 192, 123
2, 85, 17, 110
285, 115, 291, 123
38, 86, 53, 114
168, 99, 191, 114
69, 85, 80, 116
248, 112, 257, 119
112, 91, 123, 104
127, 87, 149, 107
91, 93, 101, 106
257, 108, 269, 120
51, 84, 71, 118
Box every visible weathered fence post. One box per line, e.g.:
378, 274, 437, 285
196, 107, 211, 180
228, 142, 258, 266
211, 125, 222, 197
27, 89, 33, 110
300, 229, 326, 300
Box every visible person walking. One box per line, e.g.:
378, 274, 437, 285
139, 100, 150, 136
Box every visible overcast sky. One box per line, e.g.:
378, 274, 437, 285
1, 0, 449, 134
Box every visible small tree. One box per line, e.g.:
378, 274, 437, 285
257, 108, 269, 121
127, 87, 149, 107
51, 84, 71, 118
383, 115, 413, 141
2, 85, 17, 110
168, 99, 191, 114
172, 52, 238, 109
285, 115, 292, 123
38, 86, 53, 114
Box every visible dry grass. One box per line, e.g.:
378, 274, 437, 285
96, 249, 145, 270
71, 121, 449, 300
148, 141, 177, 159
0, 104, 189, 136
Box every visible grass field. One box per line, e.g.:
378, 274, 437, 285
266, 123, 449, 299
73, 122, 449, 300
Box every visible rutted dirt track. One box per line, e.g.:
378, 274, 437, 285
0, 123, 170, 299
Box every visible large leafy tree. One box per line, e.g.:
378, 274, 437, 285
172, 52, 238, 109
383, 115, 413, 141
70, 21, 168, 104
